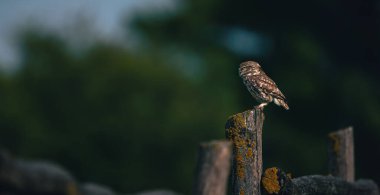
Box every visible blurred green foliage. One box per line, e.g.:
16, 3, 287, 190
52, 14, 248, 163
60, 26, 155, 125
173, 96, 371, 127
1, 0, 380, 193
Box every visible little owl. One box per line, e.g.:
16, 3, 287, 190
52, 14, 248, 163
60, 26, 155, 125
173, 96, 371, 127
239, 61, 289, 110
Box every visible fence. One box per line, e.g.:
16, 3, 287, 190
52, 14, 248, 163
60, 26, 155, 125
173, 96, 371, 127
0, 107, 379, 195
193, 108, 379, 195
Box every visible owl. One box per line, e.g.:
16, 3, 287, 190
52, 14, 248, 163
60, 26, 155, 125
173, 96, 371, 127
239, 61, 289, 110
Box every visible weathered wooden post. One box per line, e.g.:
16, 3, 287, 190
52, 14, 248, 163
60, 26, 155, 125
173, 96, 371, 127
193, 140, 232, 195
328, 126, 355, 182
225, 108, 264, 195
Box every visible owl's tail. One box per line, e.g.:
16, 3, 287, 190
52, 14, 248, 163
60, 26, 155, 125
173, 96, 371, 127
274, 98, 289, 110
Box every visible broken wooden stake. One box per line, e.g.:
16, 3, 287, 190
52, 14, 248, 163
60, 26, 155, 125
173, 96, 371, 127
328, 126, 355, 182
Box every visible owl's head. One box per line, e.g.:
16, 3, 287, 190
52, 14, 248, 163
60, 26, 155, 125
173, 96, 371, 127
239, 61, 262, 77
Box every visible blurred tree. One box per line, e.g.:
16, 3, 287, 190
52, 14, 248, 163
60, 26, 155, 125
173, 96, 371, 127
0, 13, 239, 193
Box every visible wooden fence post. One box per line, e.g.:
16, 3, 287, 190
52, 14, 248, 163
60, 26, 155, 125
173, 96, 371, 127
328, 126, 355, 182
225, 108, 265, 195
193, 140, 232, 195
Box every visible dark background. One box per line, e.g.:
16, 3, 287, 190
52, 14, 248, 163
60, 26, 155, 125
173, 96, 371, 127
0, 0, 379, 194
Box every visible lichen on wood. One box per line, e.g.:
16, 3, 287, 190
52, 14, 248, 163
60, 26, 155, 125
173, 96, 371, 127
328, 133, 340, 154
262, 167, 281, 194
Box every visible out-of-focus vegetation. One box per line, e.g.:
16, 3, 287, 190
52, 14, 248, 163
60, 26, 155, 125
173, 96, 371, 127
0, 0, 380, 194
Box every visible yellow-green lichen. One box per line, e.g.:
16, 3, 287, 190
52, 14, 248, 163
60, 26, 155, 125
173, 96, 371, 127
262, 167, 280, 194
236, 154, 245, 179
226, 113, 246, 140
246, 148, 253, 158
328, 133, 340, 154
